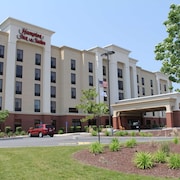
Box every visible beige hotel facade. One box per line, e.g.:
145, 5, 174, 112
0, 17, 179, 132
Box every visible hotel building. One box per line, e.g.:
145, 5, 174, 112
0, 17, 179, 132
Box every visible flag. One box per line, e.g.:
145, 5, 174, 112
99, 80, 108, 88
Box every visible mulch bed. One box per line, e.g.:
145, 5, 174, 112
73, 134, 180, 178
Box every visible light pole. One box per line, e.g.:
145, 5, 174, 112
101, 51, 115, 128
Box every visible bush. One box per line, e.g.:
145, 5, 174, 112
153, 150, 167, 163
16, 126, 22, 133
134, 152, 154, 169
20, 131, 26, 135
104, 130, 110, 136
58, 129, 64, 134
168, 153, 180, 169
125, 138, 137, 148
89, 142, 104, 154
130, 131, 136, 136
91, 130, 97, 136
109, 138, 121, 151
5, 126, 11, 134
0, 132, 5, 138
115, 131, 128, 136
160, 142, 170, 156
173, 137, 179, 144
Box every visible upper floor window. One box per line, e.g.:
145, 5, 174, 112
137, 85, 140, 94
15, 81, 22, 94
51, 101, 56, 113
150, 80, 153, 87
103, 66, 106, 76
0, 62, 3, 75
16, 65, 23, 78
71, 73, 76, 84
51, 72, 56, 83
35, 69, 41, 81
71, 87, 76, 99
88, 62, 93, 73
89, 75, 93, 86
34, 100, 40, 112
118, 80, 123, 90
51, 86, 56, 98
15, 98, 22, 111
71, 59, 76, 70
0, 79, 2, 92
35, 84, 40, 96
137, 75, 139, 83
0, 45, 4, 58
164, 84, 167, 91
17, 49, 23, 62
142, 87, 145, 95
51, 57, 56, 69
142, 77, 144, 85
119, 92, 124, 100
117, 68, 123, 78
151, 89, 154, 95
35, 53, 41, 65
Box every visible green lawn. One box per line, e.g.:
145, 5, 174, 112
0, 146, 176, 180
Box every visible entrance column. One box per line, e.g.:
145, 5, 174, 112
166, 105, 174, 127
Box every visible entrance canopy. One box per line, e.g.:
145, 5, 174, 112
112, 92, 180, 117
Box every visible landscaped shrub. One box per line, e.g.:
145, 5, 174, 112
5, 126, 11, 134
58, 129, 64, 134
125, 138, 137, 148
160, 142, 170, 156
104, 130, 110, 136
0, 132, 5, 138
109, 138, 121, 151
130, 131, 136, 136
20, 130, 26, 135
153, 150, 167, 163
173, 137, 179, 144
89, 142, 104, 154
134, 152, 154, 169
168, 153, 180, 169
91, 130, 97, 136
16, 126, 22, 133
115, 131, 128, 136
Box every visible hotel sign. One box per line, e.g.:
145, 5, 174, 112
17, 28, 46, 45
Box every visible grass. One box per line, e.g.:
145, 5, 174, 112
0, 146, 176, 180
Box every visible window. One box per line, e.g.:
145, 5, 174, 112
51, 101, 56, 113
0, 45, 4, 58
71, 87, 76, 99
51, 72, 56, 83
71, 59, 76, 70
88, 62, 93, 73
35, 68, 41, 81
35, 84, 40, 96
142, 77, 144, 85
0, 62, 3, 75
117, 68, 123, 78
150, 80, 153, 87
34, 100, 40, 112
69, 108, 78, 113
103, 66, 106, 76
89, 75, 93, 86
71, 73, 76, 84
0, 97, 2, 110
164, 84, 167, 91
51, 57, 56, 68
118, 80, 123, 90
142, 87, 145, 95
51, 86, 56, 98
151, 89, 154, 95
15, 81, 22, 94
15, 98, 22, 111
72, 119, 81, 127
0, 79, 2, 92
137, 75, 139, 83
17, 49, 23, 62
119, 92, 124, 100
16, 65, 23, 78
137, 85, 140, 94
35, 53, 41, 65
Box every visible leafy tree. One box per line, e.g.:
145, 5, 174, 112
0, 110, 9, 123
154, 4, 180, 91
76, 88, 108, 142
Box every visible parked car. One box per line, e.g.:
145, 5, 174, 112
28, 124, 55, 137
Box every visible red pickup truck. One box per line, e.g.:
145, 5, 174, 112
28, 124, 55, 137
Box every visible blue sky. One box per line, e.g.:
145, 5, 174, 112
0, 0, 179, 89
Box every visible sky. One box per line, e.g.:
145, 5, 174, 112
0, 0, 179, 90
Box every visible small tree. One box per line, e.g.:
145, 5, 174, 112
0, 110, 9, 123
76, 88, 108, 143
154, 4, 180, 91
